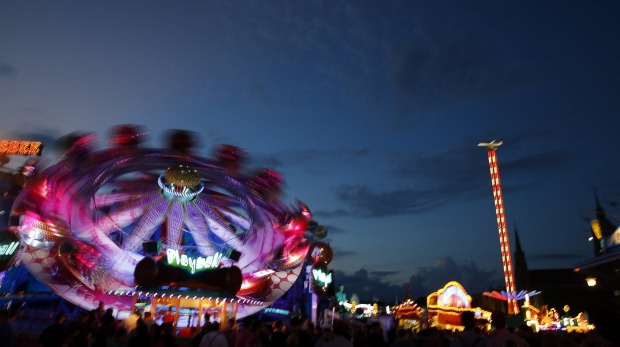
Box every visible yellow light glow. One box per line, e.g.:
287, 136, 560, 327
0, 140, 43, 156
591, 220, 602, 239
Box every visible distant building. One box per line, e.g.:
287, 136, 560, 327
572, 191, 620, 340
507, 196, 620, 341
528, 268, 606, 314
573, 191, 620, 287
512, 227, 545, 308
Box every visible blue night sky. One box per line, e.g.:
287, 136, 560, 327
1, 1, 619, 302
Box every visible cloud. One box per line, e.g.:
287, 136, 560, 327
313, 209, 351, 219
254, 148, 372, 171
326, 137, 574, 217
254, 133, 575, 219
326, 144, 487, 217
333, 269, 403, 303
409, 257, 500, 298
386, 32, 530, 105
257, 138, 573, 219
334, 257, 501, 302
334, 184, 444, 218
250, 153, 281, 169
373, 5, 540, 123
389, 144, 487, 193
502, 151, 572, 177
322, 224, 346, 234
330, 245, 356, 258
371, 270, 399, 278
394, 137, 573, 188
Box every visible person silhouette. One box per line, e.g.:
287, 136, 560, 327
39, 312, 68, 347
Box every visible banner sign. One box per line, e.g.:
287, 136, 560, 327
0, 140, 43, 156
166, 248, 222, 274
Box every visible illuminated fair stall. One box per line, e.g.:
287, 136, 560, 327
387, 285, 423, 332
392, 298, 423, 332
339, 301, 379, 318
335, 288, 379, 319
427, 281, 490, 330
521, 296, 595, 333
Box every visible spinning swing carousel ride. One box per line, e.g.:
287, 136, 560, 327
4, 126, 329, 324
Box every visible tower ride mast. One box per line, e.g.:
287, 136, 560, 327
478, 140, 519, 315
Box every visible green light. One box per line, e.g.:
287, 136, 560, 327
0, 241, 19, 256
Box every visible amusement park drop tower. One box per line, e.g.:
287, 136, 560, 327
479, 140, 519, 315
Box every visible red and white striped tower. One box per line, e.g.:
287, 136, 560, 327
478, 140, 519, 315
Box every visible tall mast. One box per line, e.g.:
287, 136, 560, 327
478, 140, 519, 315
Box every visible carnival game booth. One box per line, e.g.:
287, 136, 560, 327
427, 281, 490, 331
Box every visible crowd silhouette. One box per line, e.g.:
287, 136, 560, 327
1, 304, 618, 347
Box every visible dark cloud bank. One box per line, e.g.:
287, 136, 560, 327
333, 257, 501, 303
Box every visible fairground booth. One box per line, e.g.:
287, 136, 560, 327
392, 298, 423, 332
427, 281, 490, 331
106, 250, 245, 337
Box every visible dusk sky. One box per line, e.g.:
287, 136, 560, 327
1, 1, 619, 302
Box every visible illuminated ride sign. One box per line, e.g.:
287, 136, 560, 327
0, 230, 21, 271
312, 268, 332, 287
0, 140, 43, 156
0, 241, 19, 256
166, 248, 222, 274
310, 265, 333, 296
